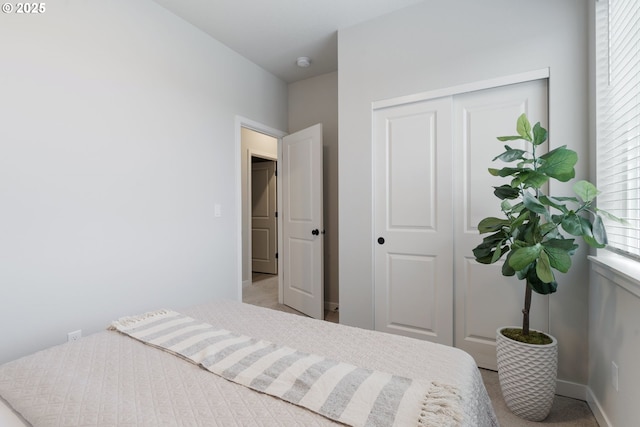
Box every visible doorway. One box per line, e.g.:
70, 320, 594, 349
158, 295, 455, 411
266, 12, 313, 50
237, 118, 326, 320
239, 125, 280, 298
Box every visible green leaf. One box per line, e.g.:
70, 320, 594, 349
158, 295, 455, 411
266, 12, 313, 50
523, 191, 548, 215
489, 167, 522, 177
473, 232, 509, 263
502, 255, 516, 276
539, 195, 569, 213
521, 171, 550, 189
493, 148, 526, 162
497, 135, 523, 142
478, 217, 510, 233
491, 244, 503, 263
543, 238, 578, 250
510, 210, 530, 230
592, 215, 608, 245
573, 180, 600, 202
539, 222, 558, 236
561, 213, 583, 236
532, 122, 548, 146
536, 250, 554, 283
583, 234, 607, 249
542, 240, 576, 273
516, 114, 532, 142
527, 270, 558, 295
538, 146, 577, 182
494, 185, 521, 200
509, 244, 542, 271
597, 208, 629, 225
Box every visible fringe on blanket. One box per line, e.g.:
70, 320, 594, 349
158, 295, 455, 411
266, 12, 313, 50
108, 309, 173, 330
419, 381, 463, 427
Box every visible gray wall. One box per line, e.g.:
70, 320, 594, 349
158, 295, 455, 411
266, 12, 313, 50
338, 0, 590, 385
289, 72, 339, 309
0, 0, 287, 364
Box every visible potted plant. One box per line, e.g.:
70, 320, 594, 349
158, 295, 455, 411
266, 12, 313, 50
472, 113, 619, 421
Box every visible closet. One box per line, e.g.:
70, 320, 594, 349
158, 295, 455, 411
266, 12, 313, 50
373, 76, 549, 369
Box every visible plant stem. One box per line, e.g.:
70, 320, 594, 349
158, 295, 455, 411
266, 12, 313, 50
523, 280, 532, 335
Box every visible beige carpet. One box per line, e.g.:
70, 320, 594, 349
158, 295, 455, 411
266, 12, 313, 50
243, 273, 598, 426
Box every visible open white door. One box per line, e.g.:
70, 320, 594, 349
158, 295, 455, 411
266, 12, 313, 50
282, 124, 324, 319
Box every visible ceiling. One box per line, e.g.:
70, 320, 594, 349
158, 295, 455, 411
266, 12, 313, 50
152, 0, 424, 83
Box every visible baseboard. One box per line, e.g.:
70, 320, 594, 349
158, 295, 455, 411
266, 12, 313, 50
324, 301, 339, 312
556, 379, 587, 400
242, 279, 250, 288
586, 387, 612, 427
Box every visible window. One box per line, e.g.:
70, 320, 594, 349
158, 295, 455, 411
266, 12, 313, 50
595, 0, 640, 258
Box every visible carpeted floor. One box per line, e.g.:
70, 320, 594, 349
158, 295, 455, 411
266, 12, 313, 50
243, 273, 598, 426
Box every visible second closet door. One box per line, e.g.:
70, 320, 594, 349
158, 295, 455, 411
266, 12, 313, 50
452, 79, 549, 370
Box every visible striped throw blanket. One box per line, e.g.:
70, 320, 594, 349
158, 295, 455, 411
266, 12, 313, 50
109, 309, 462, 427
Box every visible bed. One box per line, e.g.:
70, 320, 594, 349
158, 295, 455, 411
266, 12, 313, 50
0, 299, 498, 426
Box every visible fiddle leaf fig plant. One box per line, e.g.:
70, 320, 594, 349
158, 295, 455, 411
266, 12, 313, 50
472, 113, 621, 342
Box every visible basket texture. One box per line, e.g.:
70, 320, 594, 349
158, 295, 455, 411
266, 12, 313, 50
496, 327, 558, 421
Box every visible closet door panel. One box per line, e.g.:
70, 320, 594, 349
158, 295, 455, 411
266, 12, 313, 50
453, 79, 549, 370
373, 97, 454, 345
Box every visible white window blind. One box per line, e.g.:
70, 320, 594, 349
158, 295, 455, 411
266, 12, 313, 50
596, 0, 640, 258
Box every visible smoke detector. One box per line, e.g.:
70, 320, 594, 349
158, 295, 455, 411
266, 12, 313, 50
296, 57, 311, 68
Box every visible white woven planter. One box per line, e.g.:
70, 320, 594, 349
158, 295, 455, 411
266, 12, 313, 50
496, 327, 558, 421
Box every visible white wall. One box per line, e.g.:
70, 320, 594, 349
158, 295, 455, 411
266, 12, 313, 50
241, 128, 278, 284
588, 259, 640, 426
0, 0, 287, 364
289, 72, 339, 309
338, 0, 590, 385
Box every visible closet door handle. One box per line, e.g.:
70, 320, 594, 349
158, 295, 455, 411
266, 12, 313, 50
312, 229, 320, 236
377, 237, 385, 245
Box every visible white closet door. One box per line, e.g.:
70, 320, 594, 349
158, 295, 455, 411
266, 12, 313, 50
452, 79, 549, 369
373, 97, 454, 345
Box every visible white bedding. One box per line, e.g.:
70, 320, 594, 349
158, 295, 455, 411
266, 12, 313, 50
0, 299, 498, 426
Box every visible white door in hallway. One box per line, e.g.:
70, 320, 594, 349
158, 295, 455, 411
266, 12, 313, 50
251, 160, 277, 274
282, 124, 324, 319
453, 79, 549, 370
373, 97, 454, 345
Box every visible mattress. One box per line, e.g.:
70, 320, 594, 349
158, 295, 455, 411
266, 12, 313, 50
0, 299, 498, 426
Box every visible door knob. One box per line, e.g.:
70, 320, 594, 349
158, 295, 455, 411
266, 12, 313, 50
312, 229, 320, 236
377, 237, 385, 244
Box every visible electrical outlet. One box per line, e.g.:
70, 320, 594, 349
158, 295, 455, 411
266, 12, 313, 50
611, 361, 619, 392
67, 330, 82, 343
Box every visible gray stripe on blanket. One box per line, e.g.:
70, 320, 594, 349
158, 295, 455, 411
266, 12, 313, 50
319, 367, 373, 419
202, 338, 259, 368
180, 331, 239, 357
250, 351, 308, 391
222, 344, 280, 380
364, 375, 412, 427
283, 359, 340, 403
140, 319, 202, 342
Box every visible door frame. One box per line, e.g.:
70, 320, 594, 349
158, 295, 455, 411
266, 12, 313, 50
235, 116, 287, 302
